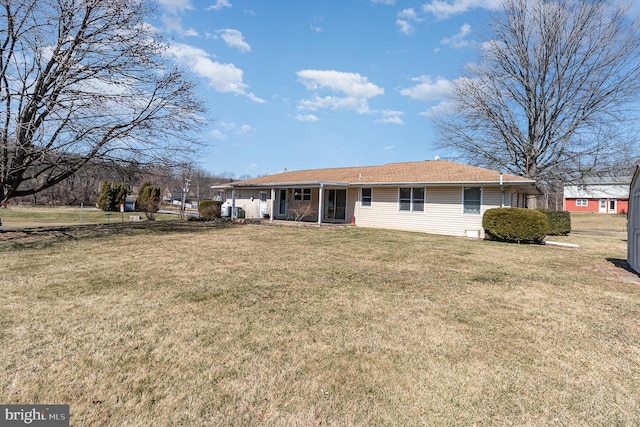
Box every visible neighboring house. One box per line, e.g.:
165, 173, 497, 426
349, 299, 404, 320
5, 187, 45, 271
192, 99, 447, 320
212, 160, 539, 238
628, 165, 640, 273
563, 176, 631, 214
124, 195, 136, 212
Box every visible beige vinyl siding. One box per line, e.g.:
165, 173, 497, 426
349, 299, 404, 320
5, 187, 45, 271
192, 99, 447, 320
346, 188, 358, 223
231, 189, 263, 218
356, 186, 505, 237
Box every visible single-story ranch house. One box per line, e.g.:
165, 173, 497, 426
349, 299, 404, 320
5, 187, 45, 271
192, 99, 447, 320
212, 160, 539, 238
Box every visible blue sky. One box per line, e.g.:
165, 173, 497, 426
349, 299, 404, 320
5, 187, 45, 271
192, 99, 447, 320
154, 0, 504, 178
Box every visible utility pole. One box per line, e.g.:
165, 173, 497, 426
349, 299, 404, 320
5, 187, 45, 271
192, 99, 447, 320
180, 178, 191, 219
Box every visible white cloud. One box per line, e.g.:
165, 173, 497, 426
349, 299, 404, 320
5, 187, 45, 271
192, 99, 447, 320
378, 110, 405, 125
210, 129, 225, 140
400, 75, 453, 102
295, 114, 320, 122
396, 8, 421, 35
297, 70, 384, 98
161, 14, 199, 37
182, 28, 199, 37
298, 96, 372, 114
383, 145, 396, 152
217, 29, 251, 53
207, 0, 232, 11
441, 23, 472, 49
237, 124, 253, 134
167, 43, 264, 103
422, 0, 502, 20
218, 121, 253, 134
158, 0, 194, 15
371, 0, 396, 4
296, 70, 384, 115
311, 17, 324, 33
211, 121, 253, 140
396, 20, 414, 35
420, 100, 455, 118
157, 0, 199, 36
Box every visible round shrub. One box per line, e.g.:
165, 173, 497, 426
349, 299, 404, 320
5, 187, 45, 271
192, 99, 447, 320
482, 207, 549, 243
537, 209, 571, 236
198, 200, 222, 221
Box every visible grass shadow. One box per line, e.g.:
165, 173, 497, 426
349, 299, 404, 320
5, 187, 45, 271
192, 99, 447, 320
0, 220, 237, 252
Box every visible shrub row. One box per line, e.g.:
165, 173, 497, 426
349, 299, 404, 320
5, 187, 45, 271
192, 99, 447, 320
537, 208, 571, 236
482, 208, 549, 243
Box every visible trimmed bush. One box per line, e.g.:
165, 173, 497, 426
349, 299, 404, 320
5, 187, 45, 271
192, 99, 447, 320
98, 181, 128, 211
198, 200, 222, 221
136, 182, 161, 220
537, 209, 571, 236
483, 207, 549, 243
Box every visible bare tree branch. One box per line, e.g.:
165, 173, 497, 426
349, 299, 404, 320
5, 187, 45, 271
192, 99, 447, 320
434, 0, 640, 185
0, 0, 205, 203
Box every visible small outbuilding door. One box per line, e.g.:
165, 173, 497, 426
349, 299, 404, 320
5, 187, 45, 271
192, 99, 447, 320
630, 162, 640, 273
632, 193, 640, 272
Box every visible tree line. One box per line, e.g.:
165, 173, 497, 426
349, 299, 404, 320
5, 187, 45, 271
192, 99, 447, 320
8, 160, 234, 207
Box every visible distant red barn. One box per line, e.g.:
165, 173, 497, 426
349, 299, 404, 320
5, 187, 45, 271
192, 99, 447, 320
563, 177, 631, 214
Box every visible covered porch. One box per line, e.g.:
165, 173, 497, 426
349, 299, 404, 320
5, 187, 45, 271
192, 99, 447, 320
226, 182, 357, 225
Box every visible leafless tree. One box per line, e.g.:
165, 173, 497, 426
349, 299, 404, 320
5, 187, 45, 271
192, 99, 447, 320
288, 201, 315, 223
0, 0, 204, 204
433, 0, 640, 185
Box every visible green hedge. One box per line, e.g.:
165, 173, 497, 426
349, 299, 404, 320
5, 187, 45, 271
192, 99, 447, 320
482, 207, 549, 243
198, 200, 223, 220
537, 209, 571, 236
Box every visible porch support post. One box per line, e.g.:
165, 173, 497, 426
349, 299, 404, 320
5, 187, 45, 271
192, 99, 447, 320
270, 188, 275, 221
231, 189, 237, 220
317, 183, 324, 226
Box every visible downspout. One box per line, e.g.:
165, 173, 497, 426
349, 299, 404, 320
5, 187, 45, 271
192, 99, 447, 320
500, 173, 505, 208
231, 189, 237, 220
270, 188, 275, 221
317, 183, 324, 226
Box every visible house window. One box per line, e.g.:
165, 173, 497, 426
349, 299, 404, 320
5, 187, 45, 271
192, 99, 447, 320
463, 187, 481, 214
399, 187, 425, 212
294, 188, 311, 201
576, 199, 588, 207
361, 188, 372, 207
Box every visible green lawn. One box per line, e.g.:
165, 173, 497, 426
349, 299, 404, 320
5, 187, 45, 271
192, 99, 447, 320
0, 211, 637, 425
0, 205, 180, 229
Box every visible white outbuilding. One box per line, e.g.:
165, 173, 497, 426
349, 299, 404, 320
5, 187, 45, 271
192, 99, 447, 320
628, 165, 640, 273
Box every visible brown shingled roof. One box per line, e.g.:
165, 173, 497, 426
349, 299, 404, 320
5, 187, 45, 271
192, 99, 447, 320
225, 160, 535, 187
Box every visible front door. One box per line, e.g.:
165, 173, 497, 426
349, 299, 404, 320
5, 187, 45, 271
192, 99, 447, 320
259, 192, 268, 217
599, 199, 607, 213
324, 189, 347, 221
278, 189, 287, 216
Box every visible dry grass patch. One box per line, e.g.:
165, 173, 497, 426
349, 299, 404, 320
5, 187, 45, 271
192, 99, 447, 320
1, 214, 639, 425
